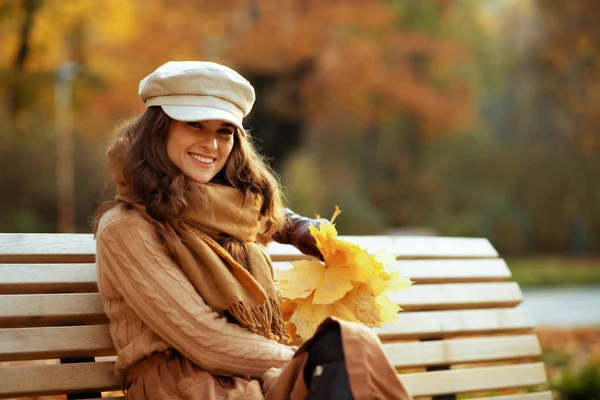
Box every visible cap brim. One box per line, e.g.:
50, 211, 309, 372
161, 105, 246, 137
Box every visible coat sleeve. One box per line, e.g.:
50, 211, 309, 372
96, 216, 294, 379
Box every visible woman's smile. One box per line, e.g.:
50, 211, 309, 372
188, 152, 217, 167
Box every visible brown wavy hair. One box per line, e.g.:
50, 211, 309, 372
94, 106, 287, 235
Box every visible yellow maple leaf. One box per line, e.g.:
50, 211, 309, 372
286, 287, 400, 340
383, 271, 413, 292
375, 294, 401, 322
309, 222, 339, 257
277, 255, 371, 305
363, 249, 413, 296
372, 249, 397, 268
289, 294, 337, 340
365, 268, 413, 296
332, 288, 382, 327
280, 298, 297, 320
284, 321, 298, 345
276, 260, 325, 300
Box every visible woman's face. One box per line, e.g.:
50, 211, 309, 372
166, 119, 236, 184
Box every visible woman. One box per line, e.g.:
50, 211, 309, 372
95, 61, 412, 399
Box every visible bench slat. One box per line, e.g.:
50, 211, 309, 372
0, 234, 97, 264
0, 282, 522, 328
0, 361, 547, 398
0, 309, 536, 364
376, 308, 534, 340
275, 259, 512, 284
269, 236, 499, 260
401, 362, 548, 397
482, 392, 554, 400
1, 305, 534, 339
0, 263, 98, 294
384, 334, 541, 367
346, 236, 499, 258
0, 325, 114, 362
388, 282, 523, 311
0, 361, 119, 397
0, 323, 540, 367
387, 259, 511, 283
0, 258, 513, 295
0, 234, 498, 263
0, 294, 107, 328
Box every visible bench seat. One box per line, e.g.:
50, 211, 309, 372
0, 233, 551, 399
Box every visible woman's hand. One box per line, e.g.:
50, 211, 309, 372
273, 209, 325, 260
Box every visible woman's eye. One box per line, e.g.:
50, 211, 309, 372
187, 122, 202, 128
219, 129, 234, 135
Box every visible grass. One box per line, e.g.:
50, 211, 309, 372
505, 256, 600, 287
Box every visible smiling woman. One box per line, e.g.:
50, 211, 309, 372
91, 61, 411, 400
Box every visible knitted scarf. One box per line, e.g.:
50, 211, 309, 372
108, 141, 286, 342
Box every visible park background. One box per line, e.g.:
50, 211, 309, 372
1, 0, 599, 398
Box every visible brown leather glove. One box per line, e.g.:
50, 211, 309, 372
273, 209, 326, 260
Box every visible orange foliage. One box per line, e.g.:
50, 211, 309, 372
534, 0, 600, 154
1, 0, 472, 140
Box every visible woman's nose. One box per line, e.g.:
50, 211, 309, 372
199, 132, 218, 150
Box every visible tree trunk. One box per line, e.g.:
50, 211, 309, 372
7, 0, 39, 117
242, 60, 314, 172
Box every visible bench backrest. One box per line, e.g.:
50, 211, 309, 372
0, 233, 551, 399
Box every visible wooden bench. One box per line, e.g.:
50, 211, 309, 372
0, 233, 552, 399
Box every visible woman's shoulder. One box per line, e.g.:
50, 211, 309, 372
96, 204, 155, 237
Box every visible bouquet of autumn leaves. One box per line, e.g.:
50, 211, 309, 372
276, 207, 413, 342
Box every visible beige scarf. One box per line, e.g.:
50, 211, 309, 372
108, 141, 286, 342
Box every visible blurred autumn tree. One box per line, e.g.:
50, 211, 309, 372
282, 0, 475, 233
470, 0, 600, 253
0, 0, 472, 229
530, 0, 600, 154
528, 0, 600, 252
1, 0, 599, 254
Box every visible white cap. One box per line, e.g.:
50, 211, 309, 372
138, 61, 255, 136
